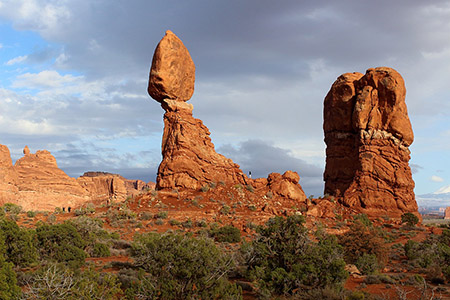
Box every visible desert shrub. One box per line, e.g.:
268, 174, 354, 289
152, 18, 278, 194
23, 264, 121, 300
0, 218, 38, 267
92, 243, 110, 257
169, 219, 180, 226
155, 219, 164, 225
156, 211, 168, 219
201, 184, 210, 192
2, 203, 22, 215
0, 234, 21, 299
181, 218, 193, 228
404, 230, 450, 281
35, 222, 86, 268
139, 212, 152, 220
353, 213, 372, 227
355, 253, 380, 275
338, 220, 387, 270
27, 211, 37, 218
242, 215, 347, 297
129, 232, 241, 299
209, 225, 241, 243
401, 212, 419, 227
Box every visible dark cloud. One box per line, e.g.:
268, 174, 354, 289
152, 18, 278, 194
218, 139, 323, 196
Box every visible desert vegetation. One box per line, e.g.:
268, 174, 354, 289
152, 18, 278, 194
0, 201, 448, 299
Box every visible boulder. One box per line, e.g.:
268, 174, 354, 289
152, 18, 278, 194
323, 67, 418, 218
148, 30, 195, 102
267, 171, 306, 202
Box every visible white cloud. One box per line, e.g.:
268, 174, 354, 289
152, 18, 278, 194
431, 175, 445, 182
0, 43, 3, 49
5, 55, 27, 65
12, 70, 83, 89
435, 185, 450, 194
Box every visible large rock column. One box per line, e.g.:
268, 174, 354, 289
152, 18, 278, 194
323, 67, 418, 217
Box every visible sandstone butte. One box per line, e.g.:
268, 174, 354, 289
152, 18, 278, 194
147, 30, 307, 203
445, 207, 450, 220
323, 67, 418, 218
0, 145, 152, 211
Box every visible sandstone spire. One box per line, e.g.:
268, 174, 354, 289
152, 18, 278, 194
323, 67, 418, 217
148, 31, 247, 190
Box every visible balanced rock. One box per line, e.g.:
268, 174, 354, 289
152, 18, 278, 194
148, 31, 248, 190
323, 67, 418, 217
148, 30, 195, 102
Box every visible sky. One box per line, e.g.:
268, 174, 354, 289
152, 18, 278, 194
0, 1, 449, 205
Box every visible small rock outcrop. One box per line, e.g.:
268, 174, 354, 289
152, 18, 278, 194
323, 67, 418, 217
267, 171, 306, 201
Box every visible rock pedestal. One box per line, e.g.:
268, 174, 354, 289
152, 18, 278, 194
323, 67, 418, 217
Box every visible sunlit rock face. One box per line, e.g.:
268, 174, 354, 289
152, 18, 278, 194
323, 67, 418, 218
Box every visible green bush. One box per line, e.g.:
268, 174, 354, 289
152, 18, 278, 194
404, 230, 450, 280
338, 220, 387, 269
27, 211, 37, 218
2, 203, 22, 215
23, 264, 121, 300
156, 211, 168, 219
93, 243, 111, 258
209, 225, 241, 243
0, 234, 21, 299
129, 232, 242, 299
35, 223, 86, 268
243, 215, 347, 297
355, 253, 379, 275
401, 212, 419, 227
0, 218, 38, 267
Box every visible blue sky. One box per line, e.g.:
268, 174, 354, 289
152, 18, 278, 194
0, 1, 449, 205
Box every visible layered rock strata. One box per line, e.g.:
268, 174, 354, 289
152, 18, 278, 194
323, 67, 418, 217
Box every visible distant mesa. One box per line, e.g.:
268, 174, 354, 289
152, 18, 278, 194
147, 30, 306, 203
323, 67, 418, 218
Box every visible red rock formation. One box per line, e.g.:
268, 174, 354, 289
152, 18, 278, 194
0, 144, 19, 204
14, 148, 90, 211
77, 171, 152, 201
445, 207, 450, 220
0, 144, 153, 211
323, 67, 418, 218
267, 171, 306, 202
148, 31, 248, 190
